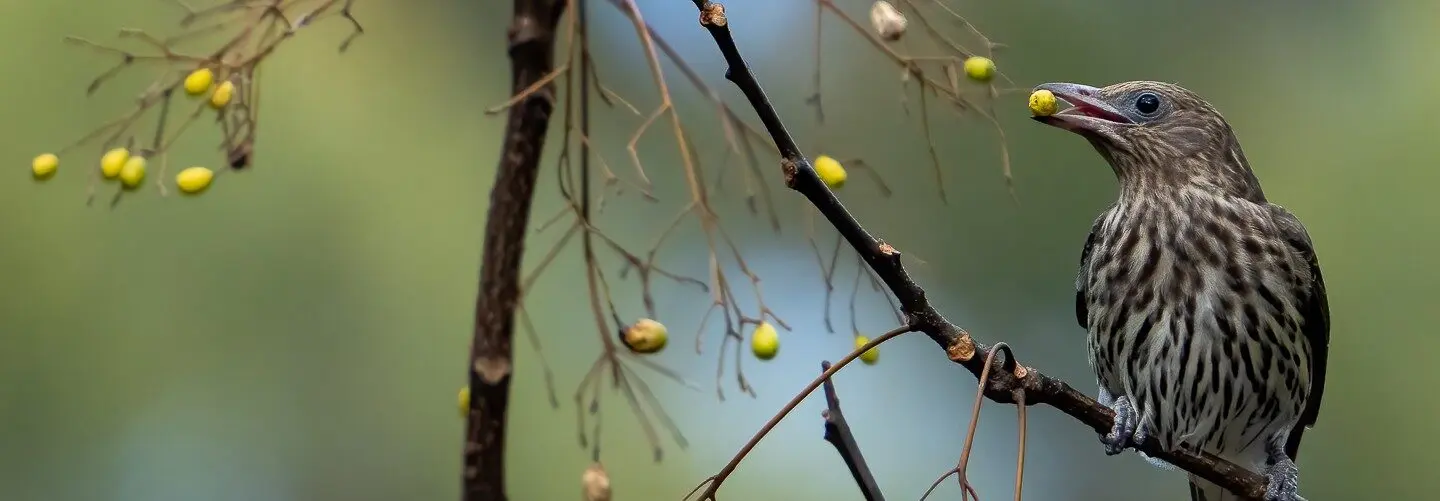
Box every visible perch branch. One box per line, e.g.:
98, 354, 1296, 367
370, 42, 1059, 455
462, 0, 566, 500
684, 2, 1270, 499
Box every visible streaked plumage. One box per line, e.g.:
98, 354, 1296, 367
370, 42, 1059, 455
1032, 81, 1330, 501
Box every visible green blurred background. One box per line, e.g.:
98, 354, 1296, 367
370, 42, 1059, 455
2, 0, 1436, 500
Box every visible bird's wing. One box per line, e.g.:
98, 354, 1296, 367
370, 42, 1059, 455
1269, 204, 1331, 461
1075, 206, 1115, 329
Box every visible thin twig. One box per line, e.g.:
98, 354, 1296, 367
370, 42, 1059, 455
60, 0, 361, 205
820, 360, 884, 501
555, 0, 690, 464
686, 325, 912, 500
595, 0, 789, 400
921, 344, 1008, 501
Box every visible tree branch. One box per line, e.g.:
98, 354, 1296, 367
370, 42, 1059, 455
463, 1, 567, 500
685, 2, 1269, 499
819, 361, 884, 501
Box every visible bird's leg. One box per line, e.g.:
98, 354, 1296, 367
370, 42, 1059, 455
1130, 405, 1153, 445
1097, 387, 1142, 455
1263, 435, 1303, 501
1130, 401, 1174, 470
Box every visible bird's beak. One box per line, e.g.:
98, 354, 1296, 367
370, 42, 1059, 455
1031, 82, 1134, 135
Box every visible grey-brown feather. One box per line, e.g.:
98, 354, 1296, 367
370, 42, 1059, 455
1070, 82, 1329, 500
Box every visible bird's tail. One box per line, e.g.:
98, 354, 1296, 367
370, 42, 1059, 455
1188, 475, 1244, 501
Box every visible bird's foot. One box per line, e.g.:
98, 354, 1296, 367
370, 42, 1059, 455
1099, 396, 1147, 455
1263, 447, 1303, 501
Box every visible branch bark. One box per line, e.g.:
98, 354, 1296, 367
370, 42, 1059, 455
819, 361, 884, 501
463, 1, 566, 500
685, 2, 1270, 499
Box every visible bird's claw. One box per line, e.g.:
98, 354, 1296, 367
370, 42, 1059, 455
1263, 447, 1303, 501
1099, 396, 1147, 455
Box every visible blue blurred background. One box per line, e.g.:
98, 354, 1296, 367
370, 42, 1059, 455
2, 0, 1437, 500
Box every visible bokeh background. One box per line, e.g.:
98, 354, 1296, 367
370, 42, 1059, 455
2, 0, 1437, 500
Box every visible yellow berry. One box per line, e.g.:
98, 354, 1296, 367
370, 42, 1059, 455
175, 166, 215, 195
99, 148, 129, 179
183, 68, 214, 96
751, 322, 779, 360
813, 155, 847, 189
210, 80, 235, 109
854, 336, 880, 365
1028, 89, 1059, 117
621, 318, 668, 354
119, 156, 146, 189
963, 56, 996, 82
458, 386, 470, 418
31, 153, 58, 180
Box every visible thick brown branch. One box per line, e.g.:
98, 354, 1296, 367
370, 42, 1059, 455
686, 2, 1269, 499
463, 1, 566, 501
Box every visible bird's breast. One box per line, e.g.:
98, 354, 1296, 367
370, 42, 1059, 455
1083, 195, 1313, 457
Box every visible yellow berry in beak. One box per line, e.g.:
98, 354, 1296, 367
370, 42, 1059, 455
100, 148, 129, 179
813, 155, 847, 189
458, 386, 470, 418
963, 56, 996, 82
1028, 89, 1058, 117
31, 153, 58, 180
855, 336, 879, 365
751, 322, 780, 360
183, 68, 214, 96
621, 318, 668, 354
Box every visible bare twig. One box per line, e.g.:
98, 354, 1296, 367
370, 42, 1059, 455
819, 360, 883, 501
811, 0, 1022, 201
59, 0, 361, 204
1014, 389, 1029, 501
495, 0, 783, 407
525, 0, 695, 465
686, 325, 911, 501
921, 343, 1009, 501
683, 2, 1272, 499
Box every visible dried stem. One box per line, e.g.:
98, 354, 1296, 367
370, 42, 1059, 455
589, 0, 793, 402
500, 0, 699, 465
686, 325, 911, 501
60, 0, 362, 205
921, 343, 1009, 501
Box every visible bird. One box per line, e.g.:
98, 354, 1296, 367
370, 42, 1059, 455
1030, 81, 1330, 501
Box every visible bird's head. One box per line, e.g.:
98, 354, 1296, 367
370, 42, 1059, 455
1032, 81, 1264, 200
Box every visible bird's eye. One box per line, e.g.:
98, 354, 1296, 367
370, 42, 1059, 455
1134, 93, 1161, 115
